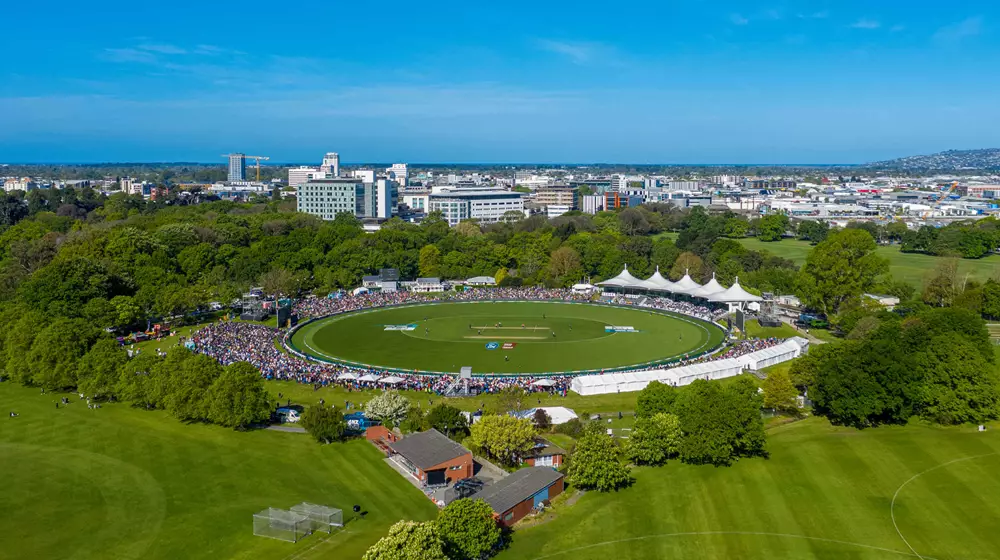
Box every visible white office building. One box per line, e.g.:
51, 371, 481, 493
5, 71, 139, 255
321, 153, 340, 177
402, 192, 430, 212
297, 178, 365, 220
387, 163, 408, 186
288, 166, 324, 187
352, 169, 376, 183
3, 177, 37, 192
428, 189, 525, 226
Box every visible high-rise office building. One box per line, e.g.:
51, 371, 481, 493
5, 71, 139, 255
321, 153, 340, 177
288, 166, 323, 187
228, 153, 246, 182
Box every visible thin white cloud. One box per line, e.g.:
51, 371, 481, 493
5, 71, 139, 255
102, 48, 158, 64
730, 13, 749, 25
933, 16, 983, 44
797, 10, 829, 19
536, 39, 606, 65
137, 43, 187, 55
851, 18, 881, 29
890, 24, 906, 32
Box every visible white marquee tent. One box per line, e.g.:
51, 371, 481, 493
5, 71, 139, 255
736, 337, 809, 370
336, 372, 358, 381
597, 264, 644, 289
570, 358, 745, 396
670, 271, 703, 295
357, 374, 380, 382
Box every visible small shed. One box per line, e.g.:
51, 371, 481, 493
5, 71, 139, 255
478, 467, 565, 526
388, 429, 473, 486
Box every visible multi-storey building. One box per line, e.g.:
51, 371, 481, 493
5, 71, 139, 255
534, 186, 579, 210
387, 163, 408, 186
296, 178, 365, 220
288, 166, 323, 187
428, 189, 525, 226
228, 153, 246, 182
321, 153, 340, 177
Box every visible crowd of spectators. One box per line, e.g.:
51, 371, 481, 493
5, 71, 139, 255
187, 287, 780, 396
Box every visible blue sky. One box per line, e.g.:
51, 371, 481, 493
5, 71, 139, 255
1, 0, 997, 163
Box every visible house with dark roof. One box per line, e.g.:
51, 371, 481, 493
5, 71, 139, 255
477, 466, 565, 526
387, 428, 473, 486
522, 438, 567, 468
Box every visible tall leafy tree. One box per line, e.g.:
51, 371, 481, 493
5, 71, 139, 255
626, 412, 681, 466
27, 318, 101, 390
364, 391, 411, 428
76, 338, 129, 400
636, 381, 677, 418
568, 431, 632, 491
426, 404, 469, 439
796, 229, 889, 316
363, 521, 447, 560
204, 362, 272, 430
301, 404, 348, 443
467, 414, 536, 467
437, 499, 502, 560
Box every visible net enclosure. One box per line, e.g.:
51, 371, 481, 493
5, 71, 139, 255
253, 508, 313, 542
290, 502, 344, 533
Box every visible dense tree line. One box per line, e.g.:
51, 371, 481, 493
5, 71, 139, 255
901, 218, 1000, 259
364, 498, 503, 560
791, 307, 1000, 428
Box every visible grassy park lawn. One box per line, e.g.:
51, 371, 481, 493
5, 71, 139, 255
743, 319, 802, 340
505, 417, 1000, 560
0, 382, 437, 560
291, 301, 725, 375
737, 237, 1000, 288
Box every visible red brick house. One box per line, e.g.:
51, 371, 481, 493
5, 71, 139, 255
478, 466, 565, 526
522, 438, 566, 468
387, 428, 474, 486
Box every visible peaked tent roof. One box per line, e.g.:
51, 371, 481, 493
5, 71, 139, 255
597, 264, 644, 288
670, 270, 703, 294
688, 274, 726, 299
639, 266, 677, 291
707, 277, 763, 302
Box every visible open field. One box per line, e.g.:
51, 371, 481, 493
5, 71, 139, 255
0, 382, 437, 560
656, 232, 998, 288
290, 302, 725, 374
505, 417, 1000, 560
737, 237, 1000, 288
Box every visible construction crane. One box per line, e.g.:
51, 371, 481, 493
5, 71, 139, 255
920, 181, 960, 220
221, 154, 270, 181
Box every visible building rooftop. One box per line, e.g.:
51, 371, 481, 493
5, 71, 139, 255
389, 429, 471, 470
477, 467, 564, 514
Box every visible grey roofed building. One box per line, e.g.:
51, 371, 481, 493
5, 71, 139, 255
417, 277, 441, 285
388, 429, 471, 470
476, 466, 564, 515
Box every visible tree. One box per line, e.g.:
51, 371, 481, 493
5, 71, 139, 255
669, 252, 703, 281
419, 245, 442, 278
301, 404, 348, 443
797, 220, 829, 244
796, 229, 889, 316
568, 431, 632, 491
204, 362, 272, 429
618, 208, 650, 236
76, 338, 129, 400
493, 386, 527, 415
363, 520, 447, 560
636, 381, 677, 418
455, 220, 482, 237
916, 336, 1000, 425
117, 353, 163, 409
755, 214, 789, 242
626, 412, 681, 466
260, 268, 296, 298
437, 499, 502, 560
426, 404, 469, 439
163, 352, 223, 422
27, 318, 101, 390
547, 246, 582, 286
467, 414, 536, 467
365, 391, 411, 428
532, 408, 552, 431
762, 368, 799, 414
921, 258, 960, 307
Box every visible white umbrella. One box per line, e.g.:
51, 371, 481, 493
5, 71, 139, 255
358, 374, 380, 382
381, 376, 405, 384
336, 372, 359, 380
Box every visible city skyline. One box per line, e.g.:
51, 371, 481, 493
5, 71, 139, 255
1, 0, 997, 163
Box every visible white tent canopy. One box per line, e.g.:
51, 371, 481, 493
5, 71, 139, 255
514, 406, 578, 425
336, 372, 358, 381
707, 277, 763, 303
570, 358, 745, 396
357, 374, 380, 382
572, 283, 597, 293
735, 340, 804, 370
380, 376, 405, 384
670, 271, 703, 294
688, 274, 726, 299
530, 378, 558, 387
597, 264, 645, 288
640, 266, 676, 292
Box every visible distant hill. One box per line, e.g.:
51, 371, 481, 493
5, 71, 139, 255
864, 149, 1000, 172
